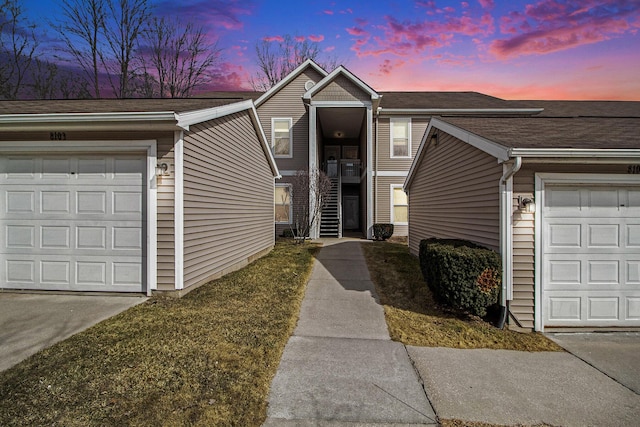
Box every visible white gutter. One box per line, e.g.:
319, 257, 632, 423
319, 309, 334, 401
510, 148, 640, 158
499, 156, 521, 311
374, 107, 381, 224
380, 108, 543, 116
0, 111, 180, 125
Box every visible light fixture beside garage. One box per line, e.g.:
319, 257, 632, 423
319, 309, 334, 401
156, 162, 169, 177
518, 196, 536, 213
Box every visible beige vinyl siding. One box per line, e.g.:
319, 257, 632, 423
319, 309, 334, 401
182, 112, 274, 289
314, 75, 371, 102
511, 162, 631, 329
374, 176, 409, 236
0, 130, 177, 291
407, 131, 502, 256
257, 68, 325, 171
375, 117, 428, 171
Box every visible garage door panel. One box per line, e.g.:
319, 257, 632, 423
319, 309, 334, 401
627, 298, 640, 320
544, 185, 640, 327
1, 154, 145, 292
588, 224, 619, 247
588, 297, 619, 320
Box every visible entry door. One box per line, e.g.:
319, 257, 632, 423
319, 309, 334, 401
0, 154, 146, 292
343, 195, 359, 230
542, 185, 640, 327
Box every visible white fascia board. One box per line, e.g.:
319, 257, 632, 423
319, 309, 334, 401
404, 117, 510, 190
431, 117, 510, 161
404, 121, 434, 191
255, 59, 328, 107
303, 66, 380, 101
510, 148, 640, 158
374, 171, 408, 177
0, 111, 178, 125
249, 105, 281, 178
310, 100, 372, 107
380, 108, 544, 116
176, 99, 254, 130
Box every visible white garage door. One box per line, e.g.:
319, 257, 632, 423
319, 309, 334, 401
543, 185, 640, 327
0, 154, 146, 292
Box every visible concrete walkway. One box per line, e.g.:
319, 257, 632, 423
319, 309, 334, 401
265, 239, 640, 427
263, 240, 437, 426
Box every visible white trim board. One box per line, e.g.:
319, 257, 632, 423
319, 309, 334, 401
174, 131, 185, 291
373, 171, 408, 177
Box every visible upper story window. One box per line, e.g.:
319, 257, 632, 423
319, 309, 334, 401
390, 118, 411, 158
272, 118, 293, 158
391, 185, 408, 225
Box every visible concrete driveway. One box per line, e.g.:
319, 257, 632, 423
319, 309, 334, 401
0, 292, 147, 372
547, 332, 640, 394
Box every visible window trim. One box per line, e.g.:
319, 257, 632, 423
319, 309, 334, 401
275, 183, 292, 224
390, 184, 408, 225
271, 117, 293, 158
390, 117, 412, 159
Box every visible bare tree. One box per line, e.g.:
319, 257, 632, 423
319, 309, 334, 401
289, 168, 332, 242
103, 0, 150, 97
0, 0, 39, 99
249, 34, 339, 91
30, 59, 58, 99
55, 0, 107, 98
140, 17, 220, 98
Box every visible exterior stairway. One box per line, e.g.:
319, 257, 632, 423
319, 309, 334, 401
319, 177, 340, 237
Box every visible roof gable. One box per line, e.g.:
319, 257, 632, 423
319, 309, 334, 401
254, 59, 328, 107
303, 66, 379, 102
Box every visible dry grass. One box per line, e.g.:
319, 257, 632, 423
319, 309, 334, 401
0, 240, 319, 427
362, 241, 562, 351
440, 420, 556, 427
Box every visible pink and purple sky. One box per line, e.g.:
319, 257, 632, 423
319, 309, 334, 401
23, 0, 640, 100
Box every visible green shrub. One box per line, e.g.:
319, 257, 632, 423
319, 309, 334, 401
419, 238, 501, 317
373, 223, 394, 241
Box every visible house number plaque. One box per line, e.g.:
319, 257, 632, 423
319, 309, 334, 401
50, 131, 67, 140
628, 165, 640, 174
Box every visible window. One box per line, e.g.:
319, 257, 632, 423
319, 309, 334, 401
391, 185, 408, 225
275, 184, 292, 223
390, 118, 411, 158
272, 118, 293, 157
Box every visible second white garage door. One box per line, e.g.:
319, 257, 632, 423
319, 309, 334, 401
543, 185, 640, 327
0, 154, 146, 292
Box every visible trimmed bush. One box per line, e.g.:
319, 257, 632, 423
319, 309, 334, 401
419, 238, 501, 317
373, 223, 394, 241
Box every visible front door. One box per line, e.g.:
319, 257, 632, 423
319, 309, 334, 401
343, 195, 359, 230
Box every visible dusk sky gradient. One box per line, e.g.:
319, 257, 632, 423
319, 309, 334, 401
22, 0, 640, 100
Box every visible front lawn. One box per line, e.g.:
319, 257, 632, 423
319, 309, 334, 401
362, 241, 561, 351
0, 241, 319, 427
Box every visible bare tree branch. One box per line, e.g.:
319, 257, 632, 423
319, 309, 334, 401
249, 35, 339, 91
54, 0, 107, 98
140, 17, 219, 98
103, 0, 150, 98
288, 168, 332, 242
0, 0, 39, 99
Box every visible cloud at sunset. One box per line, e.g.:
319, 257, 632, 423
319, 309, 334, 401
490, 0, 640, 58
154, 0, 253, 31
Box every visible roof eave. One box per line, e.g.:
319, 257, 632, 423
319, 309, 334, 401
380, 108, 544, 115
0, 111, 184, 131
510, 148, 640, 158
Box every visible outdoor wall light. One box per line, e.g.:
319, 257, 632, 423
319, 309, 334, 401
156, 163, 169, 177
518, 196, 536, 214
430, 131, 439, 145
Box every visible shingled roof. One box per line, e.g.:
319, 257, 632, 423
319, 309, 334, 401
379, 91, 532, 110
437, 116, 640, 150
0, 97, 250, 115
514, 100, 640, 118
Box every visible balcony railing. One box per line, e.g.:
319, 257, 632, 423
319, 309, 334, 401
340, 159, 361, 183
